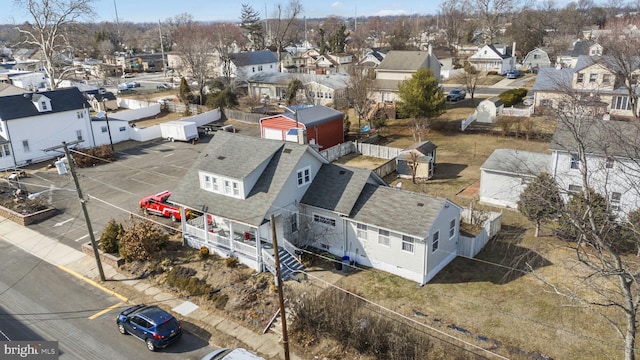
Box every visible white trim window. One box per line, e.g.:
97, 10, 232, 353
606, 157, 615, 169
357, 223, 368, 241
76, 130, 83, 141
290, 213, 298, 232
232, 182, 239, 196
313, 214, 335, 227
378, 229, 390, 247
297, 167, 311, 186
570, 154, 580, 169
432, 231, 440, 253
224, 180, 231, 194
449, 219, 456, 238
203, 175, 212, 190
212, 177, 218, 192
402, 235, 414, 253
568, 184, 582, 194
611, 192, 622, 210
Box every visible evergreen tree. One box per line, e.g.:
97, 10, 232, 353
240, 4, 265, 49
517, 172, 563, 237
396, 68, 446, 141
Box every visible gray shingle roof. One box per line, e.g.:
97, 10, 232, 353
550, 119, 640, 158
169, 131, 320, 227
0, 87, 89, 120
230, 50, 278, 67
300, 163, 380, 215
377, 50, 439, 72
350, 184, 448, 238
282, 105, 343, 127
480, 149, 550, 176
531, 67, 575, 92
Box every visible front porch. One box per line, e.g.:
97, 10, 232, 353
182, 213, 304, 280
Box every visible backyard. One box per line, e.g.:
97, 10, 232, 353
333, 104, 627, 359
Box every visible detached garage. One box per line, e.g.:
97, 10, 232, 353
260, 105, 344, 150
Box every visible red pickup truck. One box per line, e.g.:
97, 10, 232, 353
139, 191, 181, 222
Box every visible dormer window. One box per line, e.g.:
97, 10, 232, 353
297, 166, 311, 186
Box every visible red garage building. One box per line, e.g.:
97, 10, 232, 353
260, 105, 344, 150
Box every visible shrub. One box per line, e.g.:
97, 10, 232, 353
211, 293, 229, 309
166, 265, 214, 296
198, 246, 210, 260
225, 256, 238, 268
498, 88, 528, 107
99, 218, 122, 253
73, 145, 118, 168
118, 220, 169, 262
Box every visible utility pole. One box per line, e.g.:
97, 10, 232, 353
44, 141, 106, 281
269, 214, 290, 360
158, 20, 166, 77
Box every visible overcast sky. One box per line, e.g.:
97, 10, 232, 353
3, 0, 603, 25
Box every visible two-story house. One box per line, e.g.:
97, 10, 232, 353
479, 119, 640, 216
556, 40, 603, 68
246, 72, 348, 107
0, 88, 94, 170
169, 131, 464, 285
372, 47, 441, 103
532, 55, 634, 118
228, 50, 279, 82
467, 44, 514, 75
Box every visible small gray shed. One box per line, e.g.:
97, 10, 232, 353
397, 141, 437, 180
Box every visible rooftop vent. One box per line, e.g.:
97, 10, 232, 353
217, 156, 226, 160
339, 170, 345, 175
283, 148, 292, 154
417, 203, 424, 207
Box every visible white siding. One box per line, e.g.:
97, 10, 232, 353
480, 169, 530, 209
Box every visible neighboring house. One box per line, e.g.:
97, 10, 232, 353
356, 48, 387, 68
467, 44, 514, 75
550, 119, 640, 216
0, 71, 48, 91
396, 141, 437, 180
0, 83, 29, 96
0, 87, 94, 170
229, 50, 279, 82
115, 53, 164, 73
280, 50, 307, 73
246, 72, 348, 106
479, 119, 640, 216
260, 104, 344, 150
521, 48, 552, 71
532, 55, 633, 118
310, 53, 354, 75
556, 40, 602, 68
480, 149, 551, 208
85, 90, 118, 112
169, 131, 467, 285
476, 96, 504, 123
372, 47, 441, 103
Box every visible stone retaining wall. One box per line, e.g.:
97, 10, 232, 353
81, 242, 125, 268
0, 205, 57, 226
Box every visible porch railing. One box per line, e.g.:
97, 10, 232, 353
233, 240, 257, 259
262, 248, 276, 274
282, 238, 302, 262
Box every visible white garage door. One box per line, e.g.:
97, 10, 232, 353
264, 128, 283, 140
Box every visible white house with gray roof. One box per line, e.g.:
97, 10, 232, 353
170, 131, 465, 285
480, 149, 551, 208
0, 87, 94, 170
228, 50, 279, 82
246, 72, 348, 106
372, 48, 441, 103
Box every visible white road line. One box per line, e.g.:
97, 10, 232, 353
163, 152, 175, 158
53, 218, 73, 227
0, 329, 11, 340
129, 178, 155, 186
74, 231, 97, 242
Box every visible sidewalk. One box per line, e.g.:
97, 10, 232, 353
0, 216, 302, 360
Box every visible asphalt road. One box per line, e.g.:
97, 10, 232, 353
0, 241, 213, 359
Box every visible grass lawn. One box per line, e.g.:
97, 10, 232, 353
336, 104, 629, 359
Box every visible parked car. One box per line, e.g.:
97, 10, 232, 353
201, 348, 265, 360
506, 70, 522, 79
446, 88, 466, 102
126, 81, 140, 88
157, 83, 170, 89
116, 304, 183, 351
121, 73, 135, 78
523, 95, 534, 106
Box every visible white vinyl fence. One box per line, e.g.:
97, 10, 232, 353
501, 105, 534, 117
458, 209, 502, 258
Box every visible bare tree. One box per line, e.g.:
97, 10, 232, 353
472, 0, 520, 44
270, 0, 303, 72
529, 81, 640, 360
172, 21, 217, 105
439, 0, 467, 50
14, 0, 95, 89
346, 66, 374, 131
453, 64, 481, 104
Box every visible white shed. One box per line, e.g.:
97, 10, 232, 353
476, 97, 504, 123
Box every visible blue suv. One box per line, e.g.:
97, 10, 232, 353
116, 304, 183, 351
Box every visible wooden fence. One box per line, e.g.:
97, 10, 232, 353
355, 142, 402, 159
223, 109, 264, 124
